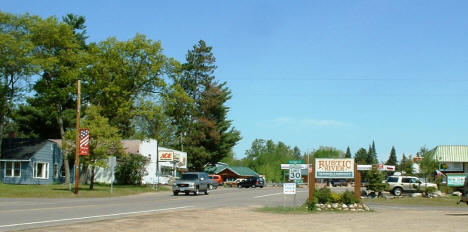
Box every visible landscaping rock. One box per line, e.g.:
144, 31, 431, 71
452, 191, 462, 197
315, 204, 321, 209
350, 209, 356, 212
316, 208, 322, 211
332, 203, 339, 209
341, 204, 348, 209
363, 204, 370, 211
326, 204, 332, 209
411, 193, 422, 198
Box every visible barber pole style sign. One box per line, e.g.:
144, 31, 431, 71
79, 128, 90, 156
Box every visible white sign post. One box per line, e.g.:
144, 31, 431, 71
283, 183, 297, 208
109, 156, 117, 194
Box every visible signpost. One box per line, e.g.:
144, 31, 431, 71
283, 183, 297, 208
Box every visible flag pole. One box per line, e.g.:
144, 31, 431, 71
74, 80, 81, 194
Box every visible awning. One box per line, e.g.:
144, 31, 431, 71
435, 146, 468, 162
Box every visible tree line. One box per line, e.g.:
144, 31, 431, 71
0, 12, 241, 187
223, 139, 438, 183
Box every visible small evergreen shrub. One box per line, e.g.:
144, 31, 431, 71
341, 190, 359, 204
315, 187, 332, 204
306, 197, 318, 211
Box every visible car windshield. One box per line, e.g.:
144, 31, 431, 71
181, 174, 198, 180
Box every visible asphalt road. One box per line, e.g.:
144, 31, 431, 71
0, 186, 309, 231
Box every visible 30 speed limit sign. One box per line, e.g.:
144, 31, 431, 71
289, 168, 301, 180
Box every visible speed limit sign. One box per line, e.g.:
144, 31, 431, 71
289, 168, 301, 180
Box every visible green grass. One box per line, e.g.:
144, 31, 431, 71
257, 206, 310, 214
0, 183, 169, 198
363, 195, 466, 207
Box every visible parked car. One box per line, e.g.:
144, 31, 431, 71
172, 172, 211, 196
209, 174, 223, 188
331, 179, 348, 187
459, 174, 468, 205
237, 176, 265, 188
386, 175, 438, 196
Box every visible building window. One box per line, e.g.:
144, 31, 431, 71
5, 161, 21, 177
34, 162, 49, 179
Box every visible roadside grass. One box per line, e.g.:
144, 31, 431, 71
0, 183, 169, 198
363, 195, 466, 207
257, 206, 310, 214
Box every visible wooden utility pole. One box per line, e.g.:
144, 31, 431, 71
74, 80, 81, 194
308, 162, 315, 204
354, 163, 361, 200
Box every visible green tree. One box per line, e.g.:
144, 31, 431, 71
64, 106, 123, 190
62, 14, 88, 48
418, 146, 438, 181
30, 15, 85, 184
367, 141, 378, 164
85, 34, 167, 137
399, 154, 414, 175
354, 148, 368, 164
175, 40, 240, 170
366, 169, 386, 195
293, 146, 301, 160
313, 146, 344, 159
0, 12, 38, 153
115, 153, 149, 185
345, 146, 352, 158
386, 146, 398, 166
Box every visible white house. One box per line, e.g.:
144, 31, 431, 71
94, 139, 188, 185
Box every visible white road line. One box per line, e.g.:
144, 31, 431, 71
0, 206, 194, 229
254, 190, 307, 199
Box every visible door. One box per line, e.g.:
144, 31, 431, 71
401, 177, 413, 192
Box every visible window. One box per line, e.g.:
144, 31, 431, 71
5, 162, 21, 177
34, 162, 49, 179
402, 178, 412, 183
387, 177, 399, 183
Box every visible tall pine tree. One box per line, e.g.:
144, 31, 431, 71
345, 146, 352, 158
366, 141, 378, 164
386, 146, 398, 166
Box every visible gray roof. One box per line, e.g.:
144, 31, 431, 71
1, 139, 50, 160
434, 145, 468, 162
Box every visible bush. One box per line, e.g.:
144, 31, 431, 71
115, 154, 149, 185
330, 192, 342, 203
315, 187, 332, 204
341, 190, 359, 204
306, 197, 318, 211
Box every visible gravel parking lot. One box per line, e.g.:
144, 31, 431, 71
24, 206, 468, 232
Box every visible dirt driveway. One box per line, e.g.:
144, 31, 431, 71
24, 206, 468, 232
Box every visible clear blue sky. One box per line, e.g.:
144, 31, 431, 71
3, 1, 468, 162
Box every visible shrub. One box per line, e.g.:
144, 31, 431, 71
425, 186, 437, 194
315, 187, 332, 204
115, 154, 149, 185
341, 190, 359, 204
306, 197, 318, 211
330, 192, 342, 203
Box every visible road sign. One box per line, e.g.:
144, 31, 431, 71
289, 168, 301, 180
288, 160, 304, 164
281, 164, 309, 170
283, 183, 296, 195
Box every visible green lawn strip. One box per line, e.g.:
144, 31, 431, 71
0, 183, 169, 198
363, 196, 465, 207
257, 206, 310, 214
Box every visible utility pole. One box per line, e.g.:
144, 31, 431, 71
74, 80, 81, 194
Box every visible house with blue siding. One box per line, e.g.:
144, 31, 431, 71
0, 139, 63, 185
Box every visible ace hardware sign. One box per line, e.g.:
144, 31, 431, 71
158, 151, 174, 162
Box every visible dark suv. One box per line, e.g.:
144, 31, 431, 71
238, 176, 265, 188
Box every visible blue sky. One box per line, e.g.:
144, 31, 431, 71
3, 1, 468, 162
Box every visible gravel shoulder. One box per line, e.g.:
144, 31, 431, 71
23, 206, 468, 232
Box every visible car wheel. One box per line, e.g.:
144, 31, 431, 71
185, 191, 189, 195
209, 184, 214, 190
173, 191, 179, 196
194, 187, 199, 195
237, 184, 242, 188
393, 187, 403, 196
205, 188, 209, 195
252, 184, 256, 188
260, 186, 263, 188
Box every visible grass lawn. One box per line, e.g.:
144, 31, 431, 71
363, 195, 466, 207
257, 206, 310, 214
0, 183, 169, 198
